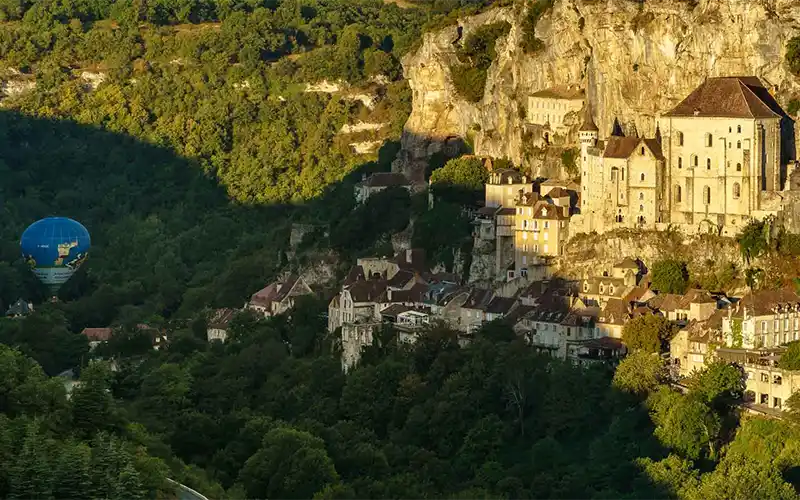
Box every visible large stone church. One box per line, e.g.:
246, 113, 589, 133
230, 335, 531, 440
579, 76, 791, 236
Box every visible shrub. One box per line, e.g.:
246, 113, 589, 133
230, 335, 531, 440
520, 0, 554, 54
787, 99, 800, 116
787, 36, 800, 76
450, 21, 510, 102
560, 148, 579, 177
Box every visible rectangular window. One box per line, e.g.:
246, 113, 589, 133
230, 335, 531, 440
775, 319, 780, 332
543, 244, 549, 253
762, 320, 768, 333
774, 334, 780, 346
785, 318, 790, 331
544, 221, 550, 229
522, 255, 527, 265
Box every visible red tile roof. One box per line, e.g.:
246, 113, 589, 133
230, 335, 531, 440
81, 327, 113, 342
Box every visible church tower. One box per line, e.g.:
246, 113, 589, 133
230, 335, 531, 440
579, 103, 599, 155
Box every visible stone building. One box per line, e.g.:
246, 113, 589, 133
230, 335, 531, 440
513, 193, 570, 277
658, 76, 787, 235
579, 106, 665, 233
527, 87, 584, 140
355, 172, 411, 203
579, 77, 790, 236
246, 274, 312, 318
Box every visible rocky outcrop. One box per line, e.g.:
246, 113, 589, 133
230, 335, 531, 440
398, 0, 800, 180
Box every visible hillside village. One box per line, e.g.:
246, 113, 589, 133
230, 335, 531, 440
15, 75, 800, 418
192, 75, 800, 417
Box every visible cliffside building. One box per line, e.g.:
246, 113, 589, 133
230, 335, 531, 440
579, 77, 790, 236
527, 87, 585, 140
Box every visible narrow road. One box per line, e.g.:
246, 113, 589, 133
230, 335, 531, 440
167, 478, 210, 500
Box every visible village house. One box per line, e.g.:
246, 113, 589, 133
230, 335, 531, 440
579, 257, 643, 308
5, 298, 33, 318
513, 193, 570, 277
207, 308, 237, 343
670, 309, 726, 378
81, 327, 113, 350
246, 274, 313, 318
720, 287, 800, 349
354, 172, 411, 203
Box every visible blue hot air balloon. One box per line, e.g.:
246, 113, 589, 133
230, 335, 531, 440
20, 217, 91, 294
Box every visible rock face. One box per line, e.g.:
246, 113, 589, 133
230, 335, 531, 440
398, 0, 800, 181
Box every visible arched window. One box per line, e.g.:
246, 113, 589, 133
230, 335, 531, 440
736, 162, 742, 172
640, 173, 645, 182
737, 141, 741, 149
692, 155, 698, 168
703, 186, 711, 205
677, 131, 684, 146
639, 204, 644, 212
674, 185, 682, 203
707, 158, 712, 169
638, 192, 644, 200
733, 182, 741, 199
678, 157, 683, 168
737, 125, 742, 133
705, 133, 713, 147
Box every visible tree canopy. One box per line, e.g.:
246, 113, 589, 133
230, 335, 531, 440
651, 259, 689, 294
622, 314, 676, 354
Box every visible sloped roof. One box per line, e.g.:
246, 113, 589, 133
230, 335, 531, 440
274, 275, 302, 302
250, 283, 279, 307
347, 279, 387, 303
614, 257, 640, 270
679, 289, 716, 307
642, 139, 664, 160
462, 288, 493, 310
603, 137, 641, 159
732, 286, 800, 318
380, 304, 411, 318
488, 168, 526, 185
579, 104, 599, 132
387, 269, 415, 289
546, 187, 570, 198
81, 327, 113, 341
344, 265, 365, 286
532, 201, 569, 220
663, 77, 783, 119
582, 277, 627, 298
388, 283, 428, 303
648, 293, 684, 312
6, 299, 32, 316
598, 298, 630, 325
485, 296, 516, 315
208, 308, 236, 329
531, 87, 584, 100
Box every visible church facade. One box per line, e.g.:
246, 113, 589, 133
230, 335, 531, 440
579, 76, 789, 236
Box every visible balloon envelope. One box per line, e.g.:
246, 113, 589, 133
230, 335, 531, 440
20, 217, 91, 293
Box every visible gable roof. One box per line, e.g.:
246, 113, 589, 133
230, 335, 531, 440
664, 77, 783, 119
532, 201, 569, 220
531, 87, 584, 100
387, 269, 415, 289
579, 103, 599, 132
208, 308, 236, 329
614, 257, 640, 270
347, 279, 388, 303
485, 296, 517, 315
603, 137, 664, 160
81, 327, 113, 342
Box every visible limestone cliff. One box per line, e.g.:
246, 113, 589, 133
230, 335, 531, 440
398, 0, 800, 181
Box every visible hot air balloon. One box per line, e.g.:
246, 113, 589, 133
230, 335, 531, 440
20, 217, 91, 295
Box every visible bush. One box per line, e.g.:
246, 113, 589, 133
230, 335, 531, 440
787, 99, 800, 116
560, 148, 579, 177
520, 0, 554, 54
787, 36, 800, 76
450, 21, 510, 102
779, 341, 800, 370
651, 259, 689, 294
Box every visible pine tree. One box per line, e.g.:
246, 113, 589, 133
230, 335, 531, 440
113, 463, 144, 500
9, 422, 53, 499
52, 442, 92, 500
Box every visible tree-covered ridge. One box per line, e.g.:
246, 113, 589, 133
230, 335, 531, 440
0, 344, 174, 499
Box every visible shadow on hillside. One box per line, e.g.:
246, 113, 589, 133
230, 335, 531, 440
0, 111, 679, 498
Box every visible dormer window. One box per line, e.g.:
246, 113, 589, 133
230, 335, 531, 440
583, 282, 589, 292
599, 285, 605, 294
609, 285, 615, 294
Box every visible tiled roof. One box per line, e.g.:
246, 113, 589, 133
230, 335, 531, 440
642, 138, 665, 160
598, 298, 630, 325
488, 168, 527, 185
546, 187, 570, 198
388, 283, 428, 303
679, 289, 716, 308
387, 269, 415, 289
274, 275, 301, 302
732, 286, 800, 318
648, 293, 684, 312
485, 296, 517, 315
603, 137, 640, 159
380, 304, 411, 318
462, 288, 493, 310
250, 283, 278, 307
347, 279, 387, 303
208, 308, 236, 329
531, 87, 584, 100
81, 327, 113, 341
614, 257, 640, 270
532, 201, 569, 220
664, 77, 782, 119
363, 172, 410, 187
582, 277, 627, 298
344, 265, 365, 286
